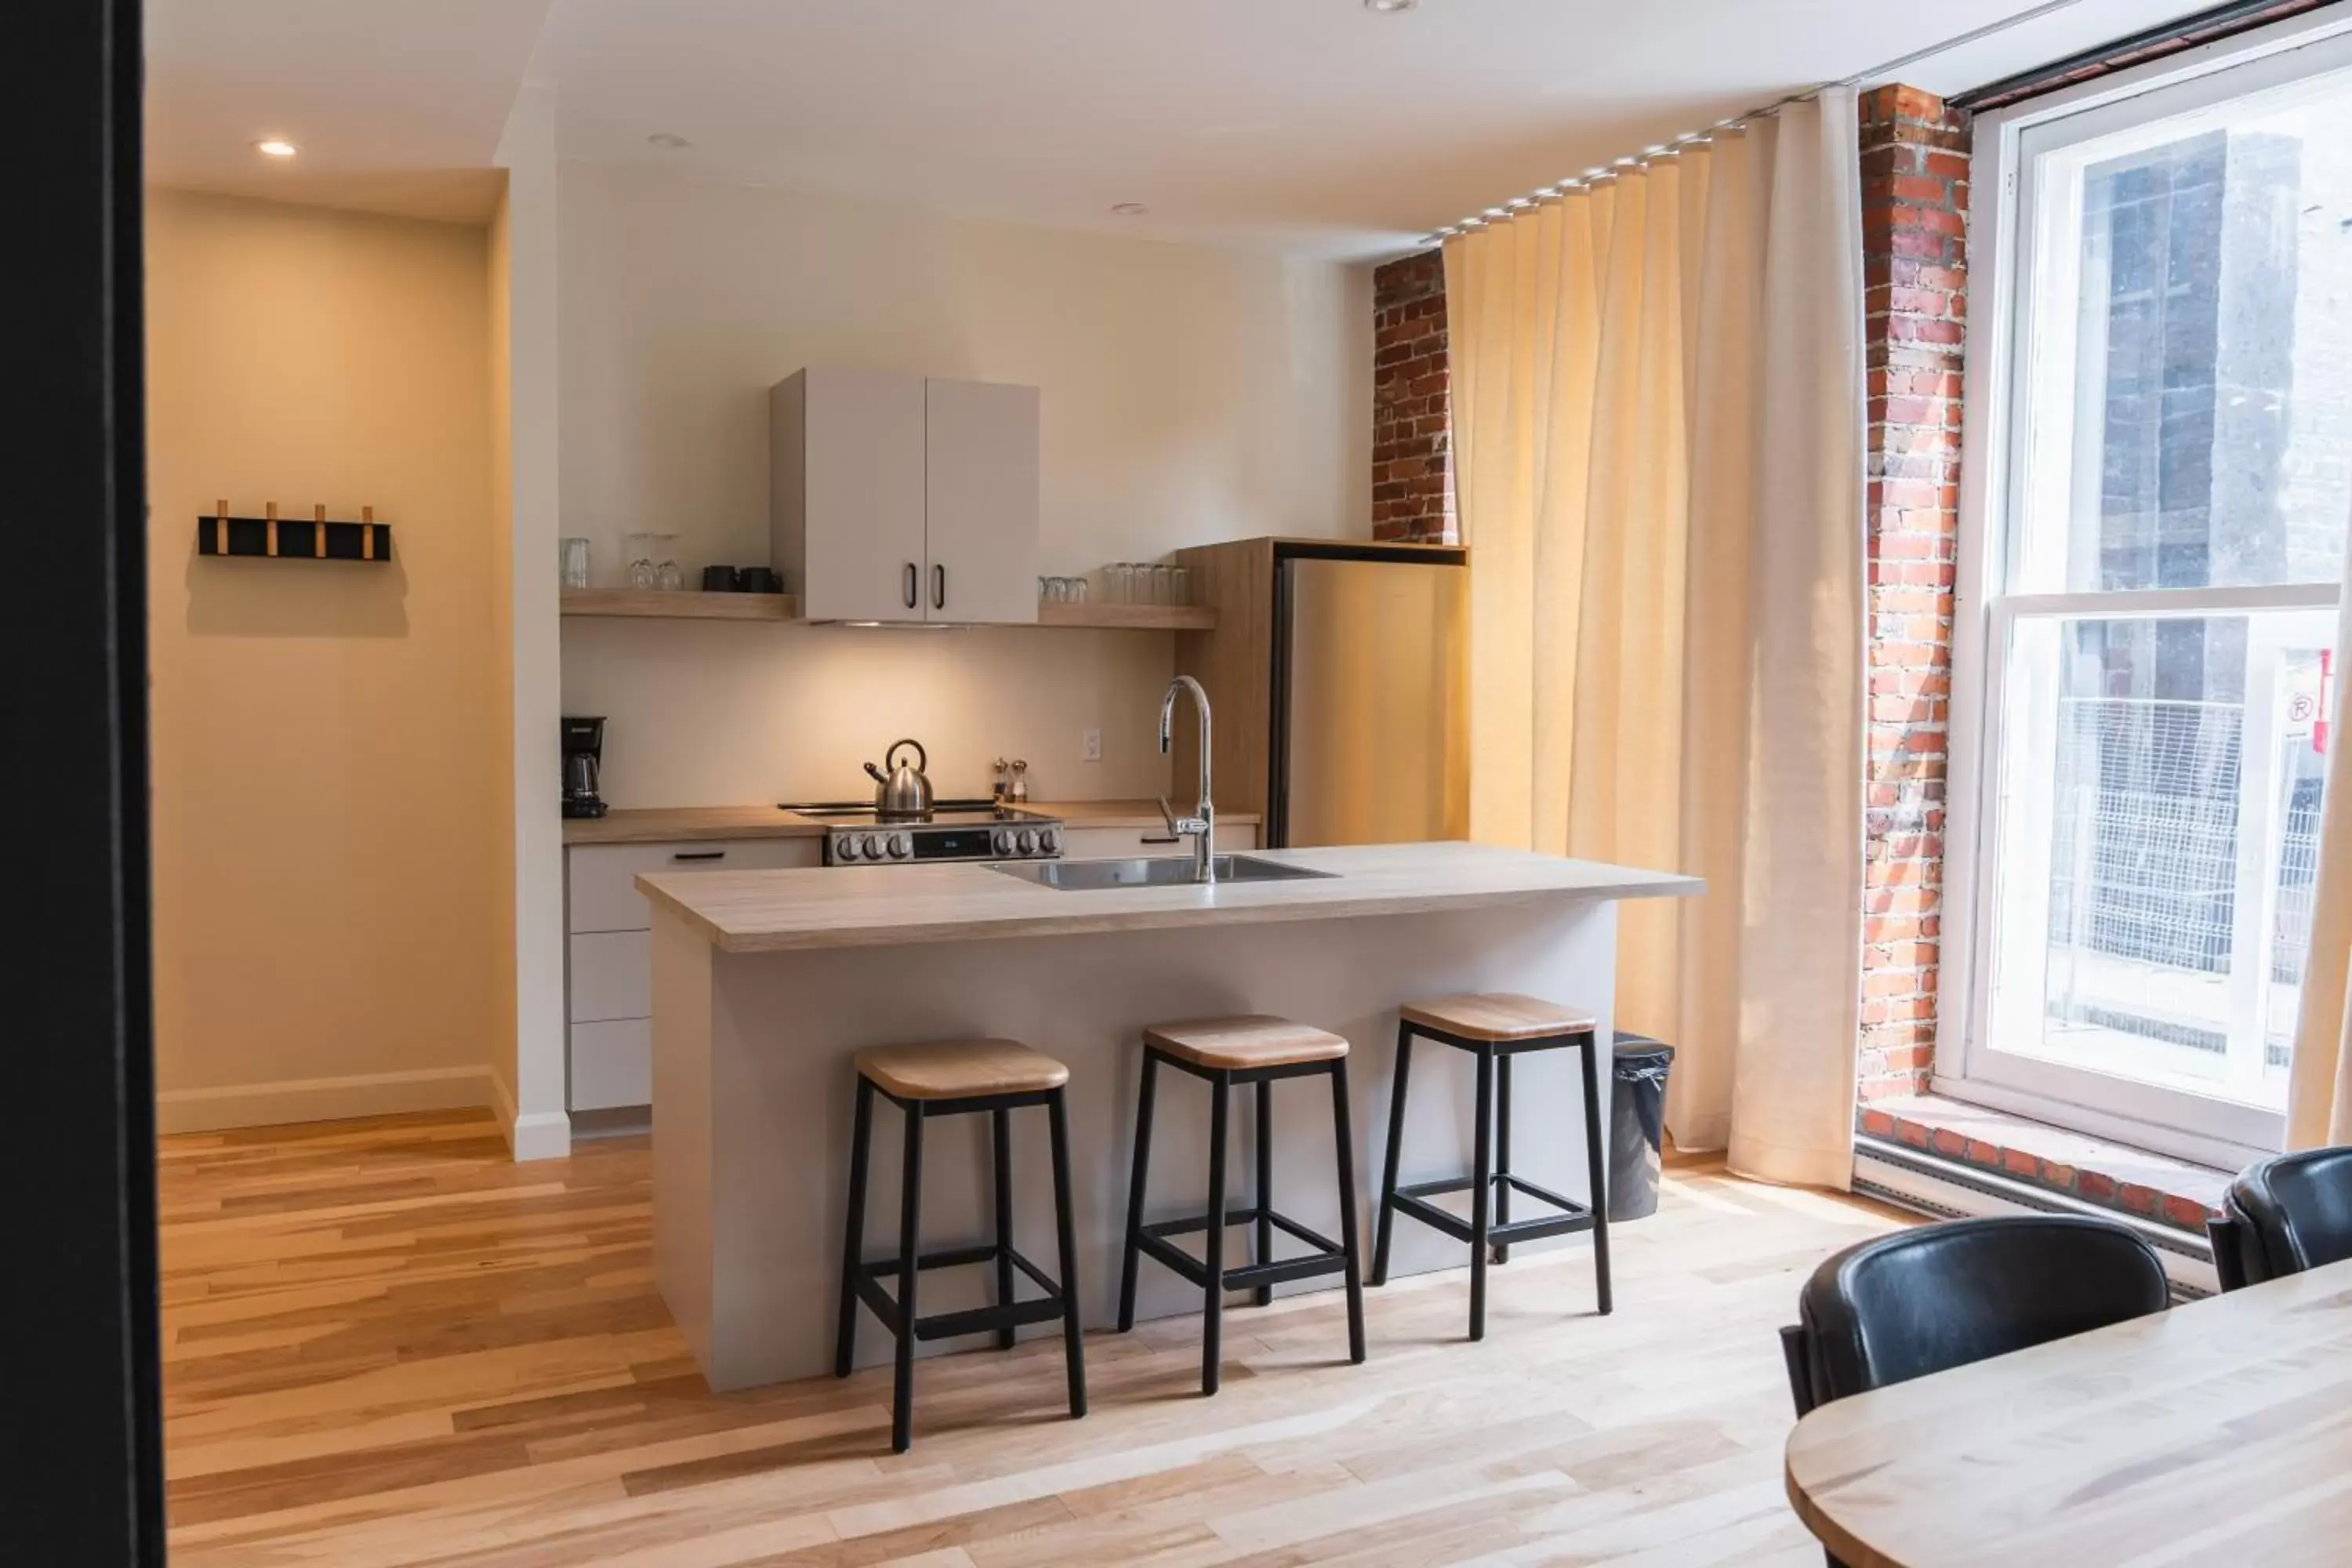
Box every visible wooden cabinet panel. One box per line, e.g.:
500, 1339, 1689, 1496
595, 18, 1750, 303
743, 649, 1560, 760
772, 368, 927, 622
923, 378, 1039, 624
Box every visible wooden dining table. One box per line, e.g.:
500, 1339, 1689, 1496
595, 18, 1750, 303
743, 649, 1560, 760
1784, 1255, 2352, 1566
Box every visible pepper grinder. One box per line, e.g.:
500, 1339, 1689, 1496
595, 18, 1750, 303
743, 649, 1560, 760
1007, 759, 1030, 804
991, 757, 1011, 802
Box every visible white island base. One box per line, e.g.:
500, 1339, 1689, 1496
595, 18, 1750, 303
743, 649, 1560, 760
644, 843, 1697, 1391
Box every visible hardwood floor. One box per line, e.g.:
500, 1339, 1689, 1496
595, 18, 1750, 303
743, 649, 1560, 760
160, 1111, 1907, 1566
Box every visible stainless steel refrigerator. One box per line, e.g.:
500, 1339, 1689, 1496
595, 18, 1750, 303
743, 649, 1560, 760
1268, 543, 1470, 848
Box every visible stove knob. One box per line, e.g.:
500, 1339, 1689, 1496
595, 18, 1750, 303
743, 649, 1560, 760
862, 833, 882, 858
1040, 829, 1060, 855
993, 828, 1014, 855
835, 835, 859, 862
1017, 829, 1036, 855
888, 832, 911, 858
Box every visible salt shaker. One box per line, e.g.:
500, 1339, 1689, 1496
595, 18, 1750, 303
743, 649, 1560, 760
1008, 760, 1029, 804
992, 757, 1010, 802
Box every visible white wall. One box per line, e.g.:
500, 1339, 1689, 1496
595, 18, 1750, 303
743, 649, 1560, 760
557, 165, 1372, 805
499, 85, 572, 1160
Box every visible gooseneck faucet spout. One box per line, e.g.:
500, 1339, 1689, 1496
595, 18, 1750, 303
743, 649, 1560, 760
1157, 675, 1216, 886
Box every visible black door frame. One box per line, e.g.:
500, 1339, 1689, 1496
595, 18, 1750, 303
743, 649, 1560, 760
3, 0, 166, 1560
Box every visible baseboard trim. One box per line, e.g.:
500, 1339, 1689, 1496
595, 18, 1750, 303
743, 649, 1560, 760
510, 1110, 572, 1163
155, 1066, 492, 1134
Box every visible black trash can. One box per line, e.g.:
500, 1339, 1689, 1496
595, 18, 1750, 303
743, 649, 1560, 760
1606, 1031, 1675, 1221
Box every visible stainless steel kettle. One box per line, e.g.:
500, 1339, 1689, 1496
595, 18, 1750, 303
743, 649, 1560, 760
863, 738, 935, 818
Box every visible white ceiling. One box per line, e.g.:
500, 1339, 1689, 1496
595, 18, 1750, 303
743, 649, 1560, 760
143, 0, 552, 220
147, 0, 2216, 249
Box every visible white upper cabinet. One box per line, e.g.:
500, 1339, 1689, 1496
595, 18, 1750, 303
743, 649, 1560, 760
924, 378, 1039, 625
771, 368, 927, 622
771, 368, 1038, 624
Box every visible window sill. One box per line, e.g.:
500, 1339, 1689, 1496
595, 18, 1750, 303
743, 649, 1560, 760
1857, 1094, 2230, 1235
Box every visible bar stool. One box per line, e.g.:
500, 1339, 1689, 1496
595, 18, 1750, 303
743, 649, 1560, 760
1116, 1016, 1367, 1395
836, 1038, 1086, 1454
1370, 993, 1610, 1340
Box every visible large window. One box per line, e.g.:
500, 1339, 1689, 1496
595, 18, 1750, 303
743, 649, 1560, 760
1955, 20, 2352, 1158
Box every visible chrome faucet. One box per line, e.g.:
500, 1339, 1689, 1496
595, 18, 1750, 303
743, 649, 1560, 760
1157, 675, 1216, 885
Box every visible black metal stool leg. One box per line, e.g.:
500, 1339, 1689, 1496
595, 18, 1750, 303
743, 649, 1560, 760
1578, 1035, 1613, 1316
836, 1075, 874, 1377
1254, 1077, 1275, 1307
1494, 1051, 1513, 1265
1117, 1049, 1159, 1333
1047, 1087, 1087, 1419
992, 1106, 1016, 1350
1468, 1044, 1494, 1341
891, 1101, 925, 1454
1202, 1071, 1230, 1396
1330, 1058, 1367, 1363
1371, 1022, 1414, 1287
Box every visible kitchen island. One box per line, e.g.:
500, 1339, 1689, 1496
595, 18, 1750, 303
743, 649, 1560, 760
639, 841, 1697, 1390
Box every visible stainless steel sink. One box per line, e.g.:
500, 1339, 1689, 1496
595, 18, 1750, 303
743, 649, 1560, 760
989, 854, 1335, 891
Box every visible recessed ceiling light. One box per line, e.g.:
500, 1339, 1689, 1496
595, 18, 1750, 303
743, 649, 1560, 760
646, 132, 692, 150
1365, 0, 1420, 11
1111, 202, 1149, 216
253, 139, 299, 158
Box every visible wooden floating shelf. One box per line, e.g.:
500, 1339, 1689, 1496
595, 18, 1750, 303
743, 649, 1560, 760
1035, 602, 1218, 630
561, 589, 798, 621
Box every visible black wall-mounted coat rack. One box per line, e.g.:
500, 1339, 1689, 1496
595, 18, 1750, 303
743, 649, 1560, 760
194, 500, 390, 562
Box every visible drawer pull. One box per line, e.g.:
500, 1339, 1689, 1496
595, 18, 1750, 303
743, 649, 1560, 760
1140, 835, 1181, 845
671, 850, 727, 862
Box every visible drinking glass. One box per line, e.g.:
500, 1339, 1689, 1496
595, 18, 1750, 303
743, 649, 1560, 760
1149, 564, 1175, 605
1171, 565, 1192, 606
1067, 576, 1089, 604
625, 533, 659, 591
559, 537, 590, 590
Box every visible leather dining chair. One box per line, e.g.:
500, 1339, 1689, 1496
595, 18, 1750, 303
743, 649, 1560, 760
1779, 1214, 2170, 1567
1780, 1214, 2169, 1415
2208, 1146, 2352, 1291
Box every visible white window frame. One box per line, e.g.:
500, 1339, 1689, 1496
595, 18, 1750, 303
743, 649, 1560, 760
1943, 5, 2352, 1168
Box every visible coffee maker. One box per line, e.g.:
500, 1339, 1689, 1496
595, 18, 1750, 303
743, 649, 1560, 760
561, 716, 608, 818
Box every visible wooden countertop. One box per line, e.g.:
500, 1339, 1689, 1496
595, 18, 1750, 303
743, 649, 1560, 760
637, 840, 1699, 953
1784, 1254, 2352, 1565
563, 799, 1261, 846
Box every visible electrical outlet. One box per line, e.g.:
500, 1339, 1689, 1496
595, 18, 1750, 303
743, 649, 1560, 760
1081, 727, 1102, 763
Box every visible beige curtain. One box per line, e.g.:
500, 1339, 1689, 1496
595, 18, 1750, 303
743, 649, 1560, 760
2286, 577, 2352, 1148
1447, 90, 1866, 1189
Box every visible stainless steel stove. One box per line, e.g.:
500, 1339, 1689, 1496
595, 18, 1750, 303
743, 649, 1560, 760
779, 798, 1065, 866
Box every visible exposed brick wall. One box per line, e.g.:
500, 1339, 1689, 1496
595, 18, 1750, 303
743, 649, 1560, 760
1372, 249, 1455, 543
1857, 85, 1969, 1102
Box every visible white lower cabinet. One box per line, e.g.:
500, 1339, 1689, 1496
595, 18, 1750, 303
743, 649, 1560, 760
564, 836, 819, 1112
570, 1018, 652, 1112
1062, 822, 1259, 861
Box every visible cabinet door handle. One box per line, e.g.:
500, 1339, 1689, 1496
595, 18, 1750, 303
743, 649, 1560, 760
903, 562, 918, 609
933, 563, 946, 610
1140, 835, 1181, 845
671, 850, 726, 862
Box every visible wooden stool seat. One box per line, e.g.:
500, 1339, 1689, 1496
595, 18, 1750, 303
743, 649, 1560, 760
1399, 993, 1597, 1043
853, 1039, 1071, 1101
1142, 1015, 1350, 1071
